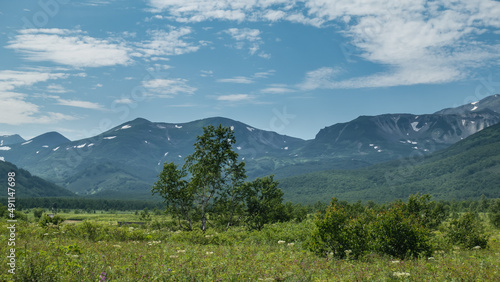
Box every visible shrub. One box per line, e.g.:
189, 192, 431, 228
404, 193, 448, 230
309, 198, 370, 259
372, 204, 433, 259
39, 214, 64, 227
310, 196, 434, 260
446, 212, 489, 249
33, 208, 45, 220
489, 199, 500, 229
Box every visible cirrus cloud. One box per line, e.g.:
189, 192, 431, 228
6, 29, 132, 68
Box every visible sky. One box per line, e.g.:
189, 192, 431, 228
0, 0, 499, 141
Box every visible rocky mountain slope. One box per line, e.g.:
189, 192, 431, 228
1, 94, 499, 200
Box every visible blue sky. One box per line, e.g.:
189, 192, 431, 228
1, 0, 499, 141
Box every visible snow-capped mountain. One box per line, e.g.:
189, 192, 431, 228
2, 94, 500, 199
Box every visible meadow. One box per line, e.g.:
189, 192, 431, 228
1, 209, 500, 281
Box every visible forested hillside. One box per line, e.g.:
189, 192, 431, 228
279, 122, 500, 203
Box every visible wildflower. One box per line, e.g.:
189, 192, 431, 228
113, 245, 121, 248
344, 250, 352, 254
391, 260, 400, 264
287, 243, 295, 247
43, 233, 49, 236
278, 240, 285, 244
428, 257, 435, 260
206, 251, 214, 255
176, 249, 186, 253
169, 255, 178, 259
205, 234, 213, 238
71, 255, 79, 258
393, 272, 410, 278
99, 271, 107, 281
473, 246, 481, 250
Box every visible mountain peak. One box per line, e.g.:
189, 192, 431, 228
0, 134, 25, 146
434, 94, 500, 115
30, 132, 70, 147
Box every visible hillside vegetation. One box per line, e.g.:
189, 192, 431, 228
0, 161, 74, 198
279, 122, 500, 204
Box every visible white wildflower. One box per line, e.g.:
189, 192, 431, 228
287, 243, 295, 247
277, 240, 285, 244
393, 272, 410, 278
473, 246, 481, 250
177, 249, 186, 253
206, 251, 214, 255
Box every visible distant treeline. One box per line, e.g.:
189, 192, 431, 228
1, 195, 497, 214
0, 197, 163, 211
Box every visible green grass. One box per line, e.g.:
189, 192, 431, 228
1, 213, 500, 281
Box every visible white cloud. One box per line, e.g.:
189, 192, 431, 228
46, 84, 69, 93
0, 92, 76, 125
0, 70, 76, 125
113, 98, 134, 104
253, 70, 275, 78
261, 84, 295, 94
298, 67, 344, 90
217, 70, 275, 84
217, 76, 254, 84
301, 0, 500, 88
224, 28, 263, 55
200, 70, 214, 77
148, 0, 500, 88
217, 94, 252, 101
142, 78, 197, 97
138, 27, 201, 58
56, 98, 104, 110
6, 29, 131, 68
0, 70, 68, 92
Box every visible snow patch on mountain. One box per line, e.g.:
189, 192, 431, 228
410, 122, 421, 132
121, 125, 132, 130
104, 136, 116, 140
0, 146, 11, 151
22, 140, 32, 145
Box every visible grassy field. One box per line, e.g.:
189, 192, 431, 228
1, 211, 500, 281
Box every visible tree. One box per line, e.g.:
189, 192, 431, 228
152, 125, 246, 232
152, 162, 194, 230
242, 175, 287, 230
488, 199, 500, 229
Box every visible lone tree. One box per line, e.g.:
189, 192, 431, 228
152, 125, 246, 231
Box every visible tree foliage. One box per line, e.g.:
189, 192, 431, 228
152, 125, 250, 231
242, 175, 287, 231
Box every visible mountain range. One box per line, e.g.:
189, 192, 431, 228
279, 120, 500, 203
1, 94, 499, 201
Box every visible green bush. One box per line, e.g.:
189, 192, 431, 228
310, 196, 434, 260
309, 198, 370, 259
489, 199, 500, 229
372, 204, 432, 259
33, 208, 45, 220
39, 214, 64, 227
446, 212, 489, 249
